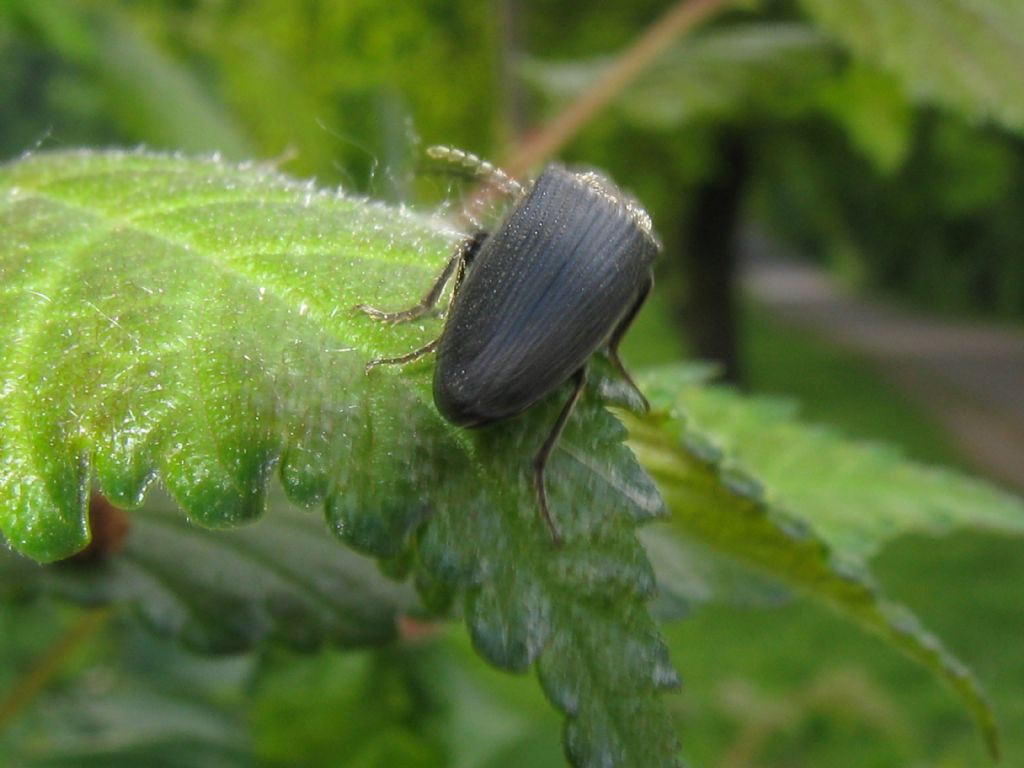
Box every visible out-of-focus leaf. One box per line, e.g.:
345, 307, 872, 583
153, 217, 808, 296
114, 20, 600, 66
524, 23, 838, 130
0, 150, 680, 767
0, 493, 417, 653
93, 15, 254, 157
641, 528, 789, 619
817, 65, 914, 173
799, 0, 1024, 134
626, 364, 1024, 758
12, 0, 252, 156
656, 369, 1024, 560
1, 618, 255, 768
251, 647, 448, 768
8, 694, 254, 768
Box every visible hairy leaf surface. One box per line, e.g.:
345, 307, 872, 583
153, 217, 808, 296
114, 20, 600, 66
627, 365, 1024, 758
0, 150, 679, 768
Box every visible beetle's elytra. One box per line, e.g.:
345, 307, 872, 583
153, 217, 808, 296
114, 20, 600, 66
358, 149, 659, 545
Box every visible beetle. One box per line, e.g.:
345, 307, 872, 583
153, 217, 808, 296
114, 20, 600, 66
357, 148, 659, 545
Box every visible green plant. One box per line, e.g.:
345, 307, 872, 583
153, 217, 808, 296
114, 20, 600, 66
2, 150, 1023, 767
4, 0, 1024, 765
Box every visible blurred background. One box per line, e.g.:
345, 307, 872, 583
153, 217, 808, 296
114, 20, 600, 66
1, 1, 1023, 766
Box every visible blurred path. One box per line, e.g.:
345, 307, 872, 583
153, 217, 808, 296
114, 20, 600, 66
742, 232, 1024, 493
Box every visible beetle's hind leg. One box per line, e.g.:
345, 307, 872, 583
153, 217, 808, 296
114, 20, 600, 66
533, 367, 588, 547
606, 275, 654, 413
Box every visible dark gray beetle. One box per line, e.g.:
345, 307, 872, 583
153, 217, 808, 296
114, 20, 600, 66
358, 149, 659, 545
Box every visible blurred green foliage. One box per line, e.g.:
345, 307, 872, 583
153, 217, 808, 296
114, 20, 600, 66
3, 1, 1024, 767
523, 2, 1024, 320
0, 0, 495, 193
759, 115, 1024, 317
6, 0, 1022, 316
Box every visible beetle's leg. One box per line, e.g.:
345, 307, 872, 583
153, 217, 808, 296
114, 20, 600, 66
364, 337, 441, 374
356, 233, 486, 325
533, 367, 588, 547
442, 231, 488, 313
356, 252, 461, 326
606, 275, 654, 413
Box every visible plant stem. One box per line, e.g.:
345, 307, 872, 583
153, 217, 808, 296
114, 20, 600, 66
503, 0, 736, 175
0, 606, 112, 735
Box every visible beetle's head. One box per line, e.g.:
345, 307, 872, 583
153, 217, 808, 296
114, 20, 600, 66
570, 168, 660, 250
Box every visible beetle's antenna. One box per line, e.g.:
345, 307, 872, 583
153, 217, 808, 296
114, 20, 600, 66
426, 146, 524, 198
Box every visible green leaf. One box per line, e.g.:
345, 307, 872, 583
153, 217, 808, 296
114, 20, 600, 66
0, 492, 418, 653
654, 368, 1024, 559
0, 150, 680, 767
9, 692, 254, 768
14, 0, 253, 156
799, 0, 1024, 134
817, 65, 914, 173
1, 611, 256, 768
627, 364, 1024, 759
524, 23, 839, 129
640, 529, 789, 617
251, 647, 449, 768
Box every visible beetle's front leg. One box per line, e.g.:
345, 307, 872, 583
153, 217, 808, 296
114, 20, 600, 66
355, 251, 462, 326
355, 234, 486, 325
